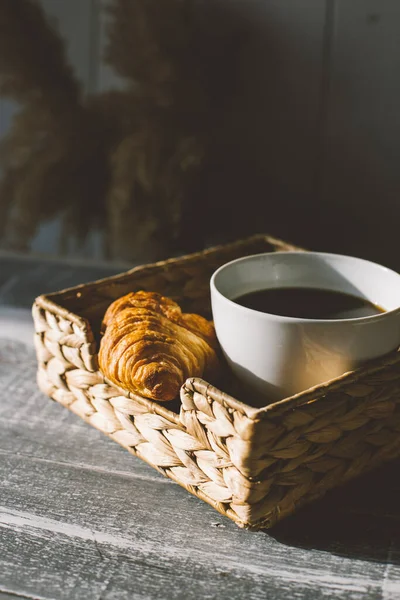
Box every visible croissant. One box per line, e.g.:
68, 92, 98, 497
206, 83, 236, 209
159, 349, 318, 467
98, 291, 220, 401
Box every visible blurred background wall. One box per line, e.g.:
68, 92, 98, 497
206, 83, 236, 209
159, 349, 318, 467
1, 0, 400, 269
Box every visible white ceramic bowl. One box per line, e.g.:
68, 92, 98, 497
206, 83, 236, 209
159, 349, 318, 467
210, 252, 400, 402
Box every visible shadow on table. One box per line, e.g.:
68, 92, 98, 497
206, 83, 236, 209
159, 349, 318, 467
269, 458, 400, 565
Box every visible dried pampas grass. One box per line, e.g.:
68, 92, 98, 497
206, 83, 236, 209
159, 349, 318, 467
0, 0, 241, 261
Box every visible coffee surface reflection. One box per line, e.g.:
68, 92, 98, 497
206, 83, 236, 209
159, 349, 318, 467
234, 287, 385, 320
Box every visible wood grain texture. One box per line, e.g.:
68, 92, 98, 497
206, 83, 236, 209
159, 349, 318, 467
1, 456, 399, 600
2, 258, 400, 599
1, 342, 400, 598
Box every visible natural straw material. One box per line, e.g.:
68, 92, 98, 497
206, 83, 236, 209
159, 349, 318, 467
33, 235, 400, 529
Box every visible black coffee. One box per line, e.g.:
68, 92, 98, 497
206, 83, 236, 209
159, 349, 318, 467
234, 287, 385, 320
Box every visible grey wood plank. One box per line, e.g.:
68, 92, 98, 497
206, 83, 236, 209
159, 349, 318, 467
0, 594, 34, 600
2, 291, 400, 597
0, 309, 35, 347
0, 594, 43, 600
0, 526, 114, 600
1, 457, 397, 600
2, 339, 400, 535
0, 339, 164, 480
0, 256, 120, 309
2, 341, 400, 546
2, 522, 389, 600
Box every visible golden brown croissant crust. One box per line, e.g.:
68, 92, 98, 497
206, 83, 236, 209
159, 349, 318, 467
98, 291, 220, 401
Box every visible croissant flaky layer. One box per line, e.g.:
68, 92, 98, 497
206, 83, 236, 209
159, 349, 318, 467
98, 291, 220, 401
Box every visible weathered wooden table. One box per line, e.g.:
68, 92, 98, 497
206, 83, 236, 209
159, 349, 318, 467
1, 252, 400, 600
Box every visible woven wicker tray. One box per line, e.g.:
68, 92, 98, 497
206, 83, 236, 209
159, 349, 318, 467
33, 234, 400, 529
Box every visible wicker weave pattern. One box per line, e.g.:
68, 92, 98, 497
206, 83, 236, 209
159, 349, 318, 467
33, 302, 258, 527
33, 235, 400, 529
180, 375, 400, 527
